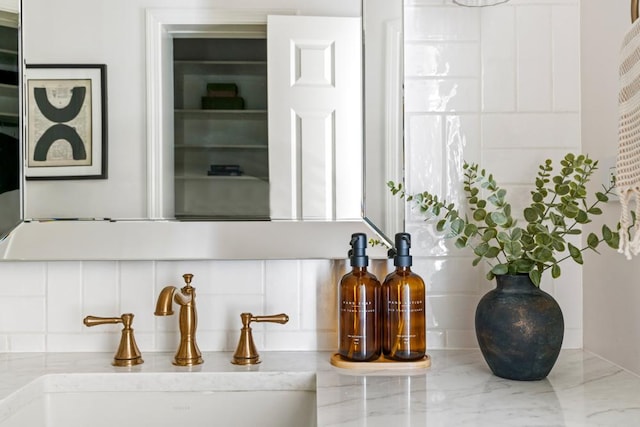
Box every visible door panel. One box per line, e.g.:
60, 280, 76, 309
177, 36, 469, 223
268, 15, 362, 221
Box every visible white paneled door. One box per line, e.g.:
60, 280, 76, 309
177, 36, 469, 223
267, 15, 362, 221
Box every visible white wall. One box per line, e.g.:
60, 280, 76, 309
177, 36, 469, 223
581, 0, 640, 375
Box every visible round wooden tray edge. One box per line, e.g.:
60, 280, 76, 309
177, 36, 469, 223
330, 353, 431, 370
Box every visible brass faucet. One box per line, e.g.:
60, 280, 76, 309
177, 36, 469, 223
83, 313, 144, 367
154, 273, 203, 366
232, 312, 289, 365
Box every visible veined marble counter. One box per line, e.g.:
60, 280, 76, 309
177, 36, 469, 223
0, 350, 639, 426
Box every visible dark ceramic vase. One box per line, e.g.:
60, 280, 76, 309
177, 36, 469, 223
475, 274, 564, 381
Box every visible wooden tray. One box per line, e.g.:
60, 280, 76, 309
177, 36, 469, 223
330, 353, 431, 370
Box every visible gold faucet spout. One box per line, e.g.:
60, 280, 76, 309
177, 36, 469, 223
154, 286, 177, 316
154, 274, 203, 366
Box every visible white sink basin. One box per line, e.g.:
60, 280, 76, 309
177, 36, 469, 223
0, 372, 317, 427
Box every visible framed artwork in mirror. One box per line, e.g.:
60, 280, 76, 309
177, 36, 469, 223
24, 64, 107, 180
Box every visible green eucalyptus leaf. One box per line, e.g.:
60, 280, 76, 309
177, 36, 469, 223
533, 246, 553, 262
491, 264, 509, 275
533, 203, 546, 215
529, 269, 542, 287
485, 246, 501, 258
511, 228, 523, 241
483, 229, 497, 242
588, 207, 603, 215
474, 242, 489, 257
504, 241, 523, 259
524, 207, 538, 222
551, 264, 561, 279
563, 205, 579, 218
587, 233, 599, 249
549, 212, 564, 226
513, 259, 534, 273
491, 212, 508, 226
534, 233, 552, 246
450, 218, 465, 235
464, 223, 478, 237
603, 225, 619, 249
497, 231, 510, 243
577, 187, 588, 198
568, 243, 584, 264
551, 239, 566, 252
473, 209, 486, 221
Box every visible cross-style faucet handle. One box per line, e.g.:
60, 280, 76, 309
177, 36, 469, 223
83, 313, 144, 367
231, 312, 289, 365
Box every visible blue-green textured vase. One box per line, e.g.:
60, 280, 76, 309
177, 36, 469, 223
475, 274, 564, 381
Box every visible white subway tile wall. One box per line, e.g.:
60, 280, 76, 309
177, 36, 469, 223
0, 0, 581, 353
404, 0, 581, 348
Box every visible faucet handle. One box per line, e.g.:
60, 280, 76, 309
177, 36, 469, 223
244, 313, 289, 325
232, 312, 289, 365
83, 313, 144, 367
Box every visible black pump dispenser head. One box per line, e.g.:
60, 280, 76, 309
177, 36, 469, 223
348, 233, 369, 267
394, 233, 413, 267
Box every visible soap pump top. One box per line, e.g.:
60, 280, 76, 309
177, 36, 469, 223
349, 232, 369, 267
392, 232, 412, 268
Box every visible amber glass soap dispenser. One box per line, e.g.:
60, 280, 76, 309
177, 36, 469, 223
338, 233, 381, 362
382, 232, 426, 361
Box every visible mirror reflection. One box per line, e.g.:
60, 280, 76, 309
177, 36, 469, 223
2, 0, 404, 260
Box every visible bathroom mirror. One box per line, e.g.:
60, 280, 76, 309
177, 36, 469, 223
0, 0, 403, 260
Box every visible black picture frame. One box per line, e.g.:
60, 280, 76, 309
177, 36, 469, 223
24, 64, 107, 180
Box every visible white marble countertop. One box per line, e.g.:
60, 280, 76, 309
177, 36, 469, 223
0, 349, 639, 426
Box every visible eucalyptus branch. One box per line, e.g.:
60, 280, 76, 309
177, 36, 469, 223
391, 153, 626, 287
